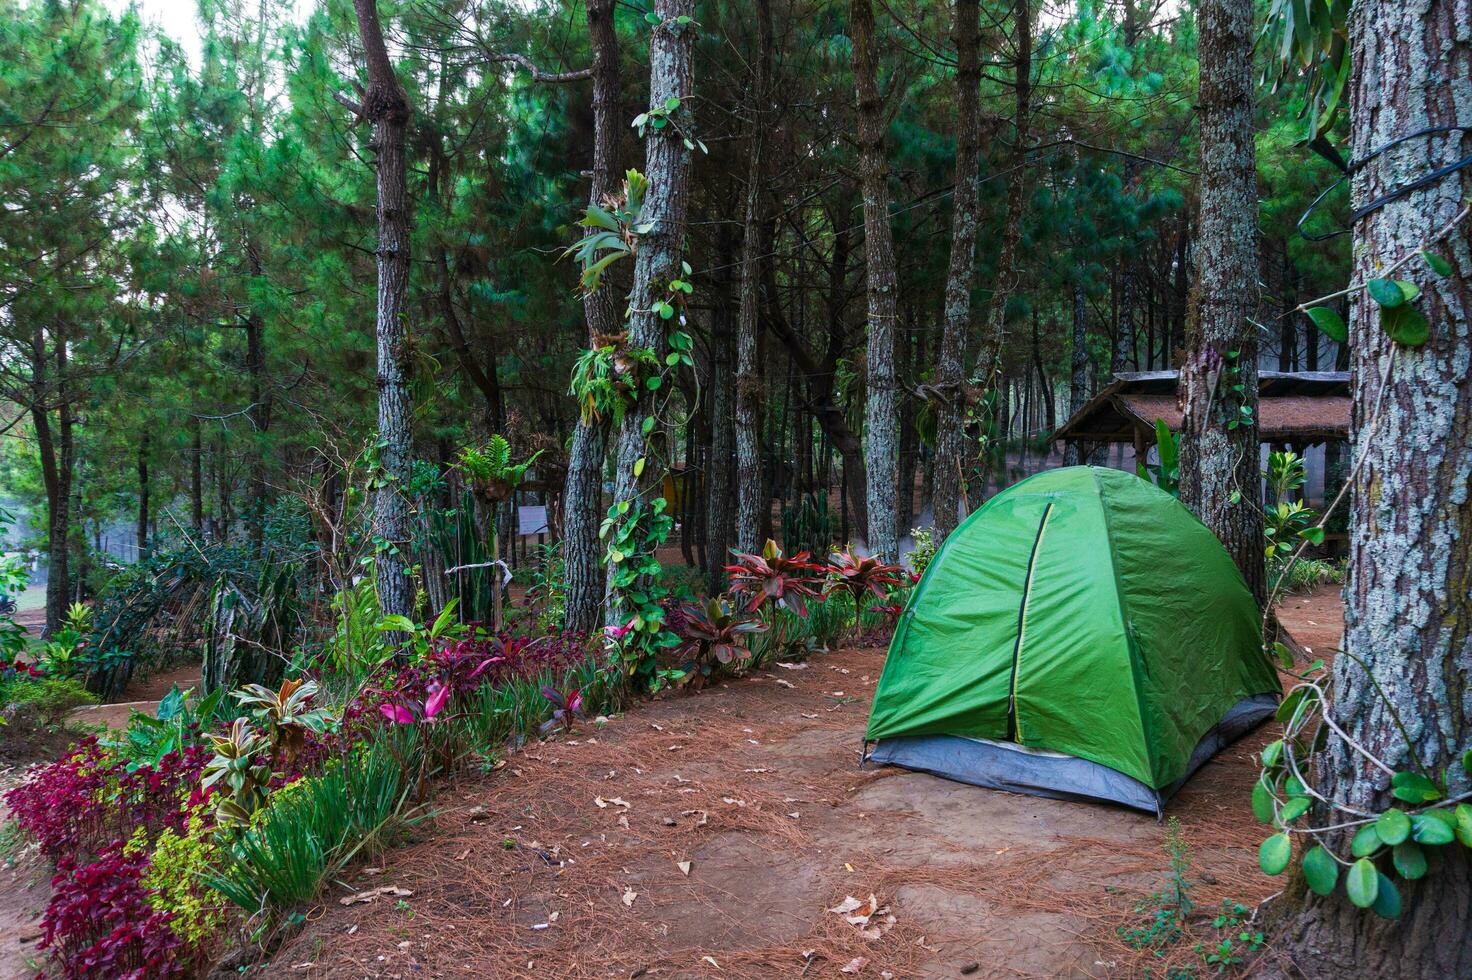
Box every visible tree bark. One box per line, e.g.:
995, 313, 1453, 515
1064, 280, 1090, 466
705, 222, 736, 589
562, 0, 620, 636
734, 0, 772, 555
190, 416, 204, 535
349, 0, 415, 621
849, 0, 900, 561
978, 0, 1031, 385
603, 0, 695, 621
136, 431, 150, 560
1267, 0, 1472, 973
29, 326, 72, 634
1177, 0, 1265, 605
931, 0, 981, 543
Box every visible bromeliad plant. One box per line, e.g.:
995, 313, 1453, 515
234, 677, 334, 766
726, 540, 828, 618
201, 718, 274, 827
669, 596, 768, 688
826, 549, 905, 617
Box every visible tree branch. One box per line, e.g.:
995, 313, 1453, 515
484, 52, 593, 84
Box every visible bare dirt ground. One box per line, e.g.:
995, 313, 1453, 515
269, 585, 1344, 980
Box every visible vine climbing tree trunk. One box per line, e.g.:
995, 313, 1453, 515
1267, 0, 1472, 973
603, 0, 695, 623
734, 0, 771, 555
931, 0, 980, 544
563, 0, 620, 636
348, 0, 415, 621
1177, 0, 1264, 605
849, 0, 899, 561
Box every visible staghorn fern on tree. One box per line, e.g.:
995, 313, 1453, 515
454, 436, 543, 630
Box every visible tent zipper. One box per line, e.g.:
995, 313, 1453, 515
1006, 502, 1054, 742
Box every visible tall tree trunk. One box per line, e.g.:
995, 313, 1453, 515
850, 0, 900, 561
1268, 0, 1472, 973
190, 416, 204, 535
1177, 0, 1264, 604
706, 222, 736, 589
603, 0, 695, 621
734, 0, 772, 555
1064, 280, 1090, 466
931, 0, 981, 543
563, 0, 620, 636
136, 431, 150, 560
244, 305, 267, 553
349, 0, 415, 621
29, 328, 71, 634
978, 0, 1032, 384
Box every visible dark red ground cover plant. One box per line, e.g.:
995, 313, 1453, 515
41, 843, 196, 979
3, 737, 206, 862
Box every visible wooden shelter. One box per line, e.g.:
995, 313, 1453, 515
1053, 371, 1351, 459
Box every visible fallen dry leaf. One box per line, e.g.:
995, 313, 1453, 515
622, 887, 638, 907
841, 956, 869, 974
338, 886, 412, 907
702, 955, 721, 969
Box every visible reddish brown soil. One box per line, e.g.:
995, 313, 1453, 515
267, 593, 1347, 980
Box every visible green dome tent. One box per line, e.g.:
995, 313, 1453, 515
865, 466, 1279, 814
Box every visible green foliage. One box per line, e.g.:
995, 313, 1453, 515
564, 169, 650, 293
209, 731, 423, 911
0, 510, 28, 662
781, 493, 834, 556
108, 684, 229, 771
0, 676, 96, 727
907, 527, 937, 579
1256, 657, 1472, 919
1136, 419, 1180, 496
524, 541, 567, 633
323, 574, 388, 675
1260, 0, 1349, 143
1119, 818, 1192, 950
201, 559, 303, 695
456, 435, 543, 504
142, 807, 225, 948
376, 599, 469, 664
37, 603, 93, 679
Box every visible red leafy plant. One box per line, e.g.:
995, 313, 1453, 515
40, 843, 197, 980
539, 685, 584, 734
670, 596, 768, 687
725, 539, 828, 617
4, 737, 206, 862
826, 549, 906, 610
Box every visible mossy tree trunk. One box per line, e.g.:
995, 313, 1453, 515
1267, 0, 1472, 973
1178, 0, 1264, 605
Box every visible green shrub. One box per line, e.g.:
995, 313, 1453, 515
0, 676, 96, 726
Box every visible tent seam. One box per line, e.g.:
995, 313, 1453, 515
1090, 467, 1160, 785
1006, 501, 1054, 743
